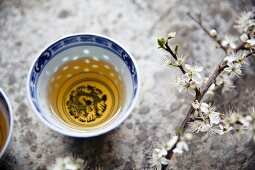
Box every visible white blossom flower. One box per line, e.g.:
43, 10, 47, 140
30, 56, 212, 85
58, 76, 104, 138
216, 73, 235, 92
237, 53, 247, 65
223, 111, 238, 126
200, 103, 221, 125
218, 124, 234, 136
159, 136, 178, 156
234, 112, 250, 127
189, 120, 207, 133
235, 11, 255, 33
185, 64, 203, 80
224, 53, 239, 65
175, 53, 188, 66
240, 33, 249, 42
233, 124, 249, 139
224, 62, 242, 77
48, 156, 85, 170
224, 52, 246, 65
173, 141, 189, 154
175, 75, 198, 95
149, 150, 169, 170
247, 38, 255, 46
210, 29, 217, 37
221, 35, 237, 49
201, 123, 220, 136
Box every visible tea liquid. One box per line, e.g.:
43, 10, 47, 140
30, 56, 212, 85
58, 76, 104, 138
0, 111, 7, 150
47, 57, 125, 130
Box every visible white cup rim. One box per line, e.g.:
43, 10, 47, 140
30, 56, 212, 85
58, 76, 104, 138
27, 33, 140, 137
0, 88, 13, 159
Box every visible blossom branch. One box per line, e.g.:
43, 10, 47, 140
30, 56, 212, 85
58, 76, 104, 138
187, 12, 228, 53
163, 43, 201, 96
152, 9, 255, 170
162, 51, 255, 169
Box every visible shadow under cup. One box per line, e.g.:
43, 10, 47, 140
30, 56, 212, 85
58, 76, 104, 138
27, 34, 139, 137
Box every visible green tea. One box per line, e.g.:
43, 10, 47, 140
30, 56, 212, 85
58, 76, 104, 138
47, 57, 125, 130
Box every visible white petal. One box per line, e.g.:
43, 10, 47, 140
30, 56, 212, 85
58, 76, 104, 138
195, 65, 203, 72
154, 148, 161, 153
153, 151, 160, 159
200, 103, 209, 113
63, 157, 71, 164
159, 149, 167, 157
247, 39, 255, 46
167, 136, 178, 150
235, 69, 242, 75
76, 158, 84, 164
219, 124, 223, 130
240, 118, 250, 126
156, 163, 162, 170
185, 64, 192, 70
200, 124, 210, 132
182, 142, 189, 151
224, 67, 232, 73
230, 43, 237, 49
173, 148, 183, 154
160, 157, 169, 165
209, 113, 220, 125
65, 164, 79, 170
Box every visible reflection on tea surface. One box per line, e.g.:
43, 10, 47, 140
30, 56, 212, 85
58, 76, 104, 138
47, 57, 125, 131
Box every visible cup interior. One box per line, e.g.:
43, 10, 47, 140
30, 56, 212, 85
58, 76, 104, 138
28, 34, 139, 137
0, 89, 13, 159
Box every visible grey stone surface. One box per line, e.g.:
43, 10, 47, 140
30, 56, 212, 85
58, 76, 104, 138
0, 0, 255, 169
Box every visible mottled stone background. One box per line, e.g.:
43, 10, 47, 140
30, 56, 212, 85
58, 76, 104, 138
0, 0, 255, 169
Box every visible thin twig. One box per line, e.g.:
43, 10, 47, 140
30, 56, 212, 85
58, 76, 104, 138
187, 12, 228, 53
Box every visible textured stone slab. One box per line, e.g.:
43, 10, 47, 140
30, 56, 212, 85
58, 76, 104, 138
0, 0, 254, 169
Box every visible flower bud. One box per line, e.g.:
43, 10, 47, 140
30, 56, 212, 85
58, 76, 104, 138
221, 40, 228, 47
192, 100, 200, 110
240, 33, 248, 42
184, 133, 193, 141
168, 32, 176, 39
245, 115, 253, 121
210, 29, 217, 37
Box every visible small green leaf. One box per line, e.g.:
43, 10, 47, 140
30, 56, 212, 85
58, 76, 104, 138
157, 37, 166, 48
197, 13, 202, 23
176, 127, 183, 137
174, 44, 179, 55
